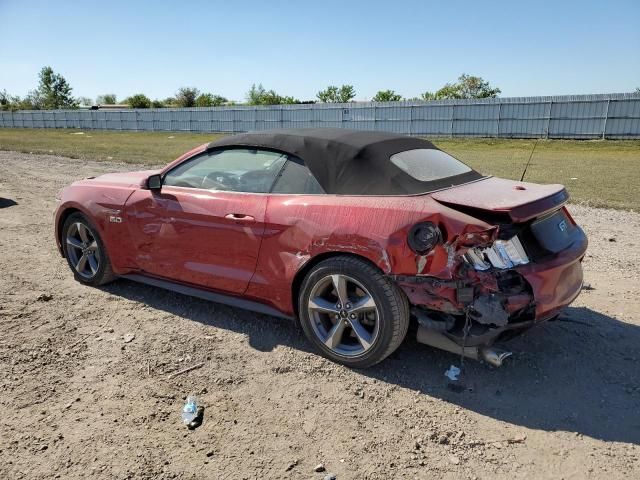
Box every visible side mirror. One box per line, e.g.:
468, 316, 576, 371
147, 174, 162, 191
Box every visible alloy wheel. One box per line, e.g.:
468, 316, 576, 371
66, 222, 100, 279
307, 274, 380, 357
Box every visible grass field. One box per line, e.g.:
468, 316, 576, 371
0, 128, 638, 210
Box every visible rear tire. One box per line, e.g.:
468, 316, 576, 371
62, 212, 116, 286
298, 256, 409, 368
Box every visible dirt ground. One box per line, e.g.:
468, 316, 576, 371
1, 151, 639, 480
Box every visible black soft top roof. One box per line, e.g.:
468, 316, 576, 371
207, 128, 481, 195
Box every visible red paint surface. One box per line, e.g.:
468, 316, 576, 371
54, 144, 587, 329
432, 177, 568, 222
124, 187, 266, 294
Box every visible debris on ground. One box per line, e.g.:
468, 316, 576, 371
187, 407, 204, 430
468, 433, 527, 447
36, 293, 53, 302
169, 362, 205, 379
314, 463, 325, 472
444, 365, 461, 381
182, 395, 205, 431
182, 395, 198, 424
123, 333, 135, 343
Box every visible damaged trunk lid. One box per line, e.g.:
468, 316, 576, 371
431, 177, 569, 223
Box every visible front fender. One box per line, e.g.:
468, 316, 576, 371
54, 184, 138, 273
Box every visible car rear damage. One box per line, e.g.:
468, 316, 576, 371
390, 178, 588, 366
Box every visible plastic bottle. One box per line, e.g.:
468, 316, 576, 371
182, 395, 198, 424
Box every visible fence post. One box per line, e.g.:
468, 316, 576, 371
545, 101, 552, 139
450, 103, 455, 137
496, 102, 502, 138
373, 104, 377, 131
409, 105, 414, 136
602, 99, 611, 140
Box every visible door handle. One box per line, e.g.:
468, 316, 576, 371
225, 213, 255, 222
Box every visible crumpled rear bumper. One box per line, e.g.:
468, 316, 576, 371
394, 226, 588, 346
518, 227, 587, 321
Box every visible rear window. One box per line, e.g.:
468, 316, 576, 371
390, 149, 472, 181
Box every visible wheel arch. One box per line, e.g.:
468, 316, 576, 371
56, 206, 83, 256
291, 251, 385, 319
56, 205, 108, 256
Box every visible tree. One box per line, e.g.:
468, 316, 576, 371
246, 83, 299, 105
195, 93, 227, 107
77, 96, 93, 107
125, 93, 152, 108
151, 99, 165, 108
246, 83, 266, 105
372, 90, 402, 102
421, 83, 462, 101
0, 90, 20, 111
35, 66, 78, 109
279, 96, 300, 105
0, 90, 44, 111
162, 97, 177, 107
316, 85, 356, 103
421, 74, 501, 101
20, 91, 44, 110
175, 87, 200, 107
96, 94, 117, 105
456, 74, 501, 98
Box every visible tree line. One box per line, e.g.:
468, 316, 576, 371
1, 66, 504, 111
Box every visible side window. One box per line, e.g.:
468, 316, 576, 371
271, 158, 325, 194
163, 148, 288, 193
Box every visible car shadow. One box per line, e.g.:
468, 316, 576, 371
104, 279, 640, 445
0, 198, 18, 208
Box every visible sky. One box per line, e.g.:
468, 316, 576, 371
0, 0, 638, 103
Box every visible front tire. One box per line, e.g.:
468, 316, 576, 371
62, 212, 116, 286
298, 256, 409, 368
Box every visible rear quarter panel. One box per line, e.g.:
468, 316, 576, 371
246, 194, 494, 315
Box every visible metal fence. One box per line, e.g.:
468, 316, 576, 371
1, 93, 639, 139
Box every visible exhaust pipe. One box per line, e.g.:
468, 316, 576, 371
416, 326, 512, 367
479, 347, 512, 367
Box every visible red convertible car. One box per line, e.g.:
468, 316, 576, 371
54, 129, 587, 368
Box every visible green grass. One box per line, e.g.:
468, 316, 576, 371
1, 128, 639, 210
0, 128, 224, 165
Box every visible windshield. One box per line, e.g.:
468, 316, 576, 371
390, 149, 472, 182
